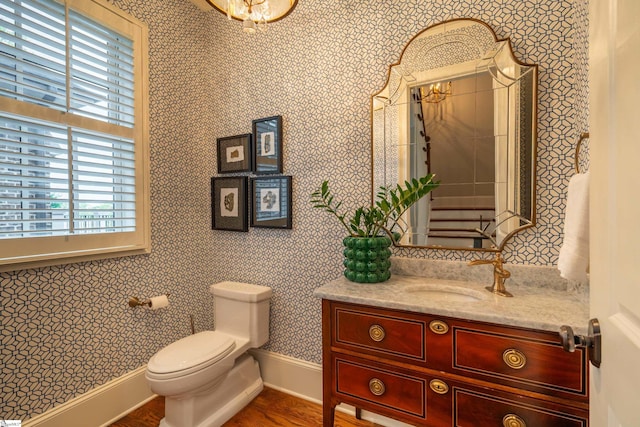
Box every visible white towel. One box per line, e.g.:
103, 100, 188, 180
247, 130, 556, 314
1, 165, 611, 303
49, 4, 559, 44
558, 172, 590, 283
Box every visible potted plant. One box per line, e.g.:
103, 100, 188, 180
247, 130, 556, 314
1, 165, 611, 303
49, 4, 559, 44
310, 174, 439, 283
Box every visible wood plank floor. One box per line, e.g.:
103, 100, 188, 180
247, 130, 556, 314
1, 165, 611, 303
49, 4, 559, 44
109, 387, 380, 427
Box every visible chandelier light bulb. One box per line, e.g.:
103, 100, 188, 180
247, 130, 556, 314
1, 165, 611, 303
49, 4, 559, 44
257, 17, 268, 32
243, 17, 257, 33
226, 0, 233, 19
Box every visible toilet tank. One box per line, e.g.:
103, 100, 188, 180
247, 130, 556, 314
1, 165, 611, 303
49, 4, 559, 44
210, 281, 272, 348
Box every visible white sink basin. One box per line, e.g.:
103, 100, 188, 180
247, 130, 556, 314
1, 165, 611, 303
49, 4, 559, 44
404, 283, 487, 302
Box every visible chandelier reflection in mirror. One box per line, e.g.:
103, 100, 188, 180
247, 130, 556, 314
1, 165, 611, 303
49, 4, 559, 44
420, 82, 452, 104
205, 0, 298, 33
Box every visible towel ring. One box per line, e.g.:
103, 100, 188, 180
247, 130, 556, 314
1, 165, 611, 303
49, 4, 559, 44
575, 132, 589, 174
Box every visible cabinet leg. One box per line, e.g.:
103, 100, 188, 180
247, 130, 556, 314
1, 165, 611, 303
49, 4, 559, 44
323, 403, 336, 427
355, 408, 362, 420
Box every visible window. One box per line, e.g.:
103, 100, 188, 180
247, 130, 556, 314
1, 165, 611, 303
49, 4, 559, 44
0, 0, 149, 270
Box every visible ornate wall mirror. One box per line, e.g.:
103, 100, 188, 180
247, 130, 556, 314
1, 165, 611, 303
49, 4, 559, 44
372, 19, 537, 252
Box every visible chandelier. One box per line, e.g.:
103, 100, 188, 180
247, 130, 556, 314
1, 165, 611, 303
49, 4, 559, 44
205, 0, 298, 33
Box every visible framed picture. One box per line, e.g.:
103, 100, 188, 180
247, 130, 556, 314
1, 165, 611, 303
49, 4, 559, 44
211, 176, 248, 231
217, 134, 252, 173
252, 115, 282, 174
250, 176, 292, 229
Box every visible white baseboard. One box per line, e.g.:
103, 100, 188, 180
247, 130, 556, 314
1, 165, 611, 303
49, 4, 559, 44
249, 349, 411, 427
249, 348, 324, 404
23, 350, 409, 427
23, 366, 155, 427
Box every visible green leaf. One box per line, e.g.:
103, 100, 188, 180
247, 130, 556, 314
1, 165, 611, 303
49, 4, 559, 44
390, 191, 399, 203
310, 174, 439, 239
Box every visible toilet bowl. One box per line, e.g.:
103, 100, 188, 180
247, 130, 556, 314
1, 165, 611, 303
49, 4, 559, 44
145, 281, 272, 427
146, 331, 236, 397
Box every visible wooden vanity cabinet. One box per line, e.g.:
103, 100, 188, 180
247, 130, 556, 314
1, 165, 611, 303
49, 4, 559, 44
322, 300, 589, 426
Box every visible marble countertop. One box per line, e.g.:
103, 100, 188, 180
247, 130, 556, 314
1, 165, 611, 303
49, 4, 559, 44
314, 275, 590, 335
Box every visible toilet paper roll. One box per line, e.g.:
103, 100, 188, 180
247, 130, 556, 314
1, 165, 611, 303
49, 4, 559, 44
149, 295, 169, 310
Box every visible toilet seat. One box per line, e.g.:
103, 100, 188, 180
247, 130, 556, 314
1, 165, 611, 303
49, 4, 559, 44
147, 331, 235, 380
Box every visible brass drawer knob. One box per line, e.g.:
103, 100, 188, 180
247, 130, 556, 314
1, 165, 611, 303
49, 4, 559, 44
368, 324, 386, 342
429, 379, 449, 394
503, 349, 527, 369
368, 378, 386, 396
503, 414, 526, 427
429, 320, 449, 334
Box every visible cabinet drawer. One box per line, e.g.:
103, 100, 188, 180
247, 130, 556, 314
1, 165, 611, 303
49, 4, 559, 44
454, 327, 587, 398
335, 357, 427, 421
333, 304, 427, 362
454, 388, 588, 427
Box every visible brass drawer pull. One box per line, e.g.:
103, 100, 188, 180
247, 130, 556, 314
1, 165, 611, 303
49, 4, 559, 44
429, 320, 449, 334
429, 379, 449, 394
368, 324, 386, 342
368, 378, 386, 396
503, 414, 526, 427
503, 349, 527, 369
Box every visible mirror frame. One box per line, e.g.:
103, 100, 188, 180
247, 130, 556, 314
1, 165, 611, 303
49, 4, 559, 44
370, 18, 538, 252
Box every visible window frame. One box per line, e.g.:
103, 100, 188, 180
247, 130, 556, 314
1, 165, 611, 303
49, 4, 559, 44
0, 0, 150, 271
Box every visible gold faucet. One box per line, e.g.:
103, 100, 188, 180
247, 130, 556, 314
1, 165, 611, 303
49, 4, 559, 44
468, 252, 513, 297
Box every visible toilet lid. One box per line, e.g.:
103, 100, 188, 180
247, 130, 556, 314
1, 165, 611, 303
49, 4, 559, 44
147, 331, 235, 375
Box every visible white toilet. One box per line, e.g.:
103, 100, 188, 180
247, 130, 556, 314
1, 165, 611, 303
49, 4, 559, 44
145, 281, 272, 427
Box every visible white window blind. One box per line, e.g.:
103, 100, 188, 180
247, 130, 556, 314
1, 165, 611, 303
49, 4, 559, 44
68, 9, 135, 127
0, 0, 66, 111
0, 0, 149, 268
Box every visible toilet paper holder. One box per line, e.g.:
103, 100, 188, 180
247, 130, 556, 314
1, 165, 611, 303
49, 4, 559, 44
128, 294, 170, 308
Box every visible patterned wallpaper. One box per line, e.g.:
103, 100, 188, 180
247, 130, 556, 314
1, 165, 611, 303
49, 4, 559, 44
0, 0, 588, 420
573, 0, 590, 172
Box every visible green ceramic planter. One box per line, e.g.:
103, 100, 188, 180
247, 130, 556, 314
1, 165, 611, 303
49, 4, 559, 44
342, 236, 392, 283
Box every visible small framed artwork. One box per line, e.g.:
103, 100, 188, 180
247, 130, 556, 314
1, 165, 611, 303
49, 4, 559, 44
217, 134, 252, 173
250, 176, 292, 229
211, 176, 248, 232
252, 115, 282, 174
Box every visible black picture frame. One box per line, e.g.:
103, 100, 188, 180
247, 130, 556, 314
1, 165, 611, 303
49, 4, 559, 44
217, 134, 252, 173
211, 176, 248, 232
252, 115, 282, 174
250, 176, 292, 229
